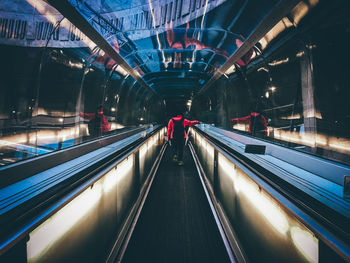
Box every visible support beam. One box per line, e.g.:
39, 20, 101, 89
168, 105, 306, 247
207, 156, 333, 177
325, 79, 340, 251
195, 0, 300, 97
45, 0, 160, 99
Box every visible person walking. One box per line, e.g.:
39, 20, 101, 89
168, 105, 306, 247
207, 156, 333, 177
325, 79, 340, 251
167, 113, 199, 166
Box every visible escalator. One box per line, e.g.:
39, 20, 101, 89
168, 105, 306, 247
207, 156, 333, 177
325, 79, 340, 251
122, 145, 231, 263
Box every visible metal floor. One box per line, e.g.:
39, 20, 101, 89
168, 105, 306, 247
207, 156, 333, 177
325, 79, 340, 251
122, 145, 230, 263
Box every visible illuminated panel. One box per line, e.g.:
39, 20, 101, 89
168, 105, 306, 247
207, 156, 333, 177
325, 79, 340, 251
290, 226, 318, 263
103, 167, 117, 194
140, 143, 148, 159
116, 156, 134, 183
206, 143, 214, 159
147, 138, 153, 150
199, 135, 319, 261
218, 154, 236, 178
27, 182, 103, 261
236, 173, 289, 235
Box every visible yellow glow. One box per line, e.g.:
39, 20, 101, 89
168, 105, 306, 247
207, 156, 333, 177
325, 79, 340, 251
296, 51, 305, 57
268, 58, 289, 66
291, 226, 318, 263
201, 137, 206, 148
218, 154, 235, 180
147, 137, 154, 150
110, 122, 125, 130
237, 174, 289, 235
27, 182, 102, 261
226, 65, 236, 75
115, 65, 128, 77
197, 135, 202, 146
259, 17, 293, 50
140, 144, 147, 159
117, 156, 133, 183
206, 143, 214, 158
329, 143, 350, 151
103, 168, 117, 193
271, 129, 350, 151
233, 123, 247, 132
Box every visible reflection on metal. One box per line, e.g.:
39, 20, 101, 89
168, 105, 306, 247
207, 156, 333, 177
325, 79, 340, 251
148, 0, 166, 65
27, 181, 103, 262
273, 129, 350, 153
0, 125, 87, 146
259, 0, 319, 51
232, 123, 246, 132
24, 0, 96, 49
259, 17, 294, 50
291, 226, 318, 263
290, 0, 319, 27
45, 0, 159, 98
225, 65, 236, 75
196, 0, 300, 96
296, 51, 305, 57
268, 58, 289, 66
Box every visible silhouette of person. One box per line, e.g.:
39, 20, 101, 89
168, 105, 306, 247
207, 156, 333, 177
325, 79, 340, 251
80, 105, 110, 138
231, 109, 267, 137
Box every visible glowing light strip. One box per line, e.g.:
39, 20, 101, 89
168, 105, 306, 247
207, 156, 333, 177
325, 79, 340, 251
140, 143, 147, 159
237, 174, 289, 235
291, 226, 318, 263
27, 182, 102, 261
103, 168, 117, 193
117, 156, 134, 183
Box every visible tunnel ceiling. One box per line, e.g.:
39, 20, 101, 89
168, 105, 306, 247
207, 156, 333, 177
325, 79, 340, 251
42, 0, 298, 102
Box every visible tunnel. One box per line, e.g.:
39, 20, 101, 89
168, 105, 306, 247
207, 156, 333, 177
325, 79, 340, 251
0, 0, 349, 262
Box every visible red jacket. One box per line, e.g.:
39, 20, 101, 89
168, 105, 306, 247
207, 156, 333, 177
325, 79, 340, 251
80, 112, 110, 133
167, 115, 199, 139
231, 112, 267, 136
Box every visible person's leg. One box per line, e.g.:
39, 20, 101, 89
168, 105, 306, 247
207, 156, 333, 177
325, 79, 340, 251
172, 138, 178, 161
177, 137, 185, 165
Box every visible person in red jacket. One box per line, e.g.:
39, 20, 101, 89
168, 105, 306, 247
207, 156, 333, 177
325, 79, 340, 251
167, 113, 199, 166
231, 111, 267, 137
80, 105, 110, 138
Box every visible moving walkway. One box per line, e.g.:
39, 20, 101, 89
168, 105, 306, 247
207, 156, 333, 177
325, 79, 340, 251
0, 125, 349, 262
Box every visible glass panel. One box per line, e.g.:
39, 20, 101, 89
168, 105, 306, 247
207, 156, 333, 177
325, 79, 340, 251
0, 2, 158, 167
191, 0, 350, 165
